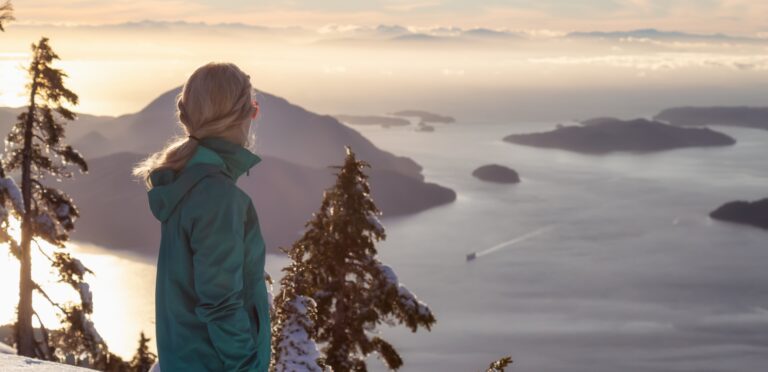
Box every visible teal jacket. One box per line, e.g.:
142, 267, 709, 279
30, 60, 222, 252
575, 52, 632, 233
147, 136, 271, 371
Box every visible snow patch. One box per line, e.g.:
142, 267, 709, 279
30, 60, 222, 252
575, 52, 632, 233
0, 177, 25, 214
78, 283, 92, 308
0, 342, 15, 355
273, 295, 323, 372
377, 263, 398, 285
0, 354, 92, 371
366, 213, 385, 234
397, 283, 432, 317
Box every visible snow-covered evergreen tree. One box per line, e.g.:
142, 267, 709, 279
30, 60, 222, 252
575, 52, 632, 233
270, 244, 325, 372
1, 37, 122, 369
287, 146, 436, 372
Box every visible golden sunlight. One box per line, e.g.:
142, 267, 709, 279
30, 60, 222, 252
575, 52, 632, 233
0, 56, 28, 108
0, 217, 157, 358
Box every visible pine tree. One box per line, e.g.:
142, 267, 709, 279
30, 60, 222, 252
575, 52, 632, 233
271, 243, 325, 372
0, 1, 13, 32
129, 332, 157, 372
287, 146, 436, 372
2, 36, 106, 364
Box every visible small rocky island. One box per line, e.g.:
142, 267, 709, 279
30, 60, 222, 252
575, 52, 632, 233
710, 198, 768, 230
415, 121, 435, 132
392, 110, 456, 124
335, 114, 411, 127
504, 118, 736, 154
472, 164, 520, 183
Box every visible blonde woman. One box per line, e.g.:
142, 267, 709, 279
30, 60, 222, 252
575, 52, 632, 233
133, 62, 270, 371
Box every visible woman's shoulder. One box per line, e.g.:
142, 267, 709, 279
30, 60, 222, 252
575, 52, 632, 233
182, 171, 252, 214
178, 175, 253, 230
196, 171, 250, 199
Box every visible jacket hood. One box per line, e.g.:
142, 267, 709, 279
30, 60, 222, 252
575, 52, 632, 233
146, 136, 261, 222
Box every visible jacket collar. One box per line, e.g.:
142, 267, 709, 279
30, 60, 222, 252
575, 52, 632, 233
187, 136, 261, 181
146, 137, 261, 222
147, 164, 220, 222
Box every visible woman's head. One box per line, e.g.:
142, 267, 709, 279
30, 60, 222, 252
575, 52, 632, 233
133, 62, 259, 187
179, 62, 257, 144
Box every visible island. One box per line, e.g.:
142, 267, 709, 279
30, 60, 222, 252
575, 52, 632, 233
472, 164, 520, 183
334, 114, 411, 127
654, 106, 768, 131
503, 118, 736, 154
710, 198, 768, 230
415, 122, 435, 132
391, 110, 456, 124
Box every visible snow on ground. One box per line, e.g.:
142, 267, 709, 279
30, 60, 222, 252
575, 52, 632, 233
0, 343, 162, 371
0, 342, 15, 355
0, 354, 92, 371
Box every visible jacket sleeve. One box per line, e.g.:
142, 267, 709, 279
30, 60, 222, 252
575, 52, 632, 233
188, 185, 259, 371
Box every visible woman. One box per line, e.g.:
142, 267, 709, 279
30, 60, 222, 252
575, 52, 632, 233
133, 62, 271, 372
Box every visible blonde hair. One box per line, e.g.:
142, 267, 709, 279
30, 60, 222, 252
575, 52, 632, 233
133, 62, 257, 188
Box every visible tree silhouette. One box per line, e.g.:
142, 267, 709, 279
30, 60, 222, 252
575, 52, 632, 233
129, 332, 157, 372
283, 146, 436, 371
0, 1, 14, 32
1, 37, 119, 367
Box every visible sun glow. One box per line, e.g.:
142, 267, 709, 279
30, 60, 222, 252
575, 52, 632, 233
0, 56, 29, 109
0, 216, 157, 358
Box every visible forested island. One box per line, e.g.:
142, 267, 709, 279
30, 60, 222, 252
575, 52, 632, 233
504, 118, 735, 154
710, 198, 768, 230
472, 164, 520, 183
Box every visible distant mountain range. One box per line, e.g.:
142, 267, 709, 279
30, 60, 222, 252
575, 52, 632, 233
21, 21, 764, 45
0, 88, 456, 256
566, 28, 761, 43
654, 106, 768, 131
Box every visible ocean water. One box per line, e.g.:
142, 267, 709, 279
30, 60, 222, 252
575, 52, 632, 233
3, 121, 766, 371
354, 122, 768, 372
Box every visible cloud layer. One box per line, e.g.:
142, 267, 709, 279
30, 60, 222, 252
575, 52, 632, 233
11, 0, 768, 35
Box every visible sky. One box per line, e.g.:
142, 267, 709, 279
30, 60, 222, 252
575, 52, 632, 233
14, 0, 768, 35
2, 0, 768, 119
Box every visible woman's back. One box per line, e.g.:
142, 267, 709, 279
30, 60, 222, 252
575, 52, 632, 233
147, 136, 270, 372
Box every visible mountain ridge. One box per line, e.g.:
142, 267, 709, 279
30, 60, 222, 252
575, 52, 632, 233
4, 87, 455, 255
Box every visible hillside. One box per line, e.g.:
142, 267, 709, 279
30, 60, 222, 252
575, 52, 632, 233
18, 87, 455, 255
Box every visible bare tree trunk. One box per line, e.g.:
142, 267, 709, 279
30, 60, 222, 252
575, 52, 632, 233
16, 63, 39, 358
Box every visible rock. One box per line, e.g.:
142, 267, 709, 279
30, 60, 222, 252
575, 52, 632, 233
472, 164, 520, 184
710, 198, 768, 230
504, 118, 736, 154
